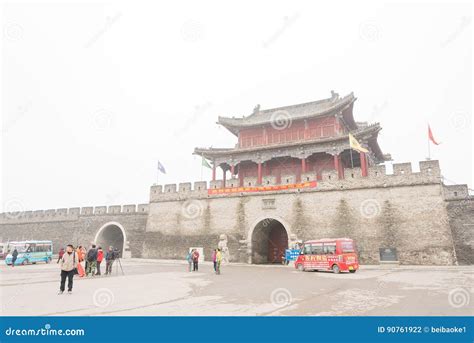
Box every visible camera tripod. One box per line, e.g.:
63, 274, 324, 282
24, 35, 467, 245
114, 256, 124, 275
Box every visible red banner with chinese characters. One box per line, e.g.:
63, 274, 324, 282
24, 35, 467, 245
208, 181, 317, 195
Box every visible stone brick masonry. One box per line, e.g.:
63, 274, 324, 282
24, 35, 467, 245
1, 160, 472, 265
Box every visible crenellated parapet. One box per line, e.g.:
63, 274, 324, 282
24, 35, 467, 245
150, 160, 445, 202
0, 203, 149, 224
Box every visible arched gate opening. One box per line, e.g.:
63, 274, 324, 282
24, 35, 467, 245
94, 222, 126, 258
251, 218, 289, 264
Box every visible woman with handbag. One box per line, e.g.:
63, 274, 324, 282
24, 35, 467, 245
58, 244, 79, 295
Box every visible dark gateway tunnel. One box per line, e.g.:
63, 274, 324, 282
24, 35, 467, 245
251, 218, 288, 264
95, 223, 125, 258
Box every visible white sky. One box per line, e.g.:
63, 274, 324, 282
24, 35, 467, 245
1, 0, 472, 211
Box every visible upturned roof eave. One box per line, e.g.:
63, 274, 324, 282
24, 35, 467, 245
217, 92, 356, 133
194, 124, 382, 158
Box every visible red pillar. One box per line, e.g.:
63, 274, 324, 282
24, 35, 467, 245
276, 170, 282, 184
304, 120, 309, 139
339, 155, 345, 179
257, 162, 262, 185
212, 164, 216, 181
222, 167, 226, 187
301, 158, 306, 174
334, 154, 344, 179
360, 152, 368, 177
230, 164, 235, 176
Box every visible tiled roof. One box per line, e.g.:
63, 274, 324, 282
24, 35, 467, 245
218, 91, 355, 130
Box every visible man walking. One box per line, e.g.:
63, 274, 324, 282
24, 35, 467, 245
85, 244, 98, 276
11, 248, 18, 267
105, 246, 116, 275
59, 244, 78, 294
192, 249, 200, 272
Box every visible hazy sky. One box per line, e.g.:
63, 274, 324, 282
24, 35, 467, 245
1, 0, 472, 212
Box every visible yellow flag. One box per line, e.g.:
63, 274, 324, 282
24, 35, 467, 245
349, 133, 369, 153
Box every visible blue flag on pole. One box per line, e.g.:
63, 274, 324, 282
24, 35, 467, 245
157, 160, 166, 174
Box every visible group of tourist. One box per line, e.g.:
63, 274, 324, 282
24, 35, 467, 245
186, 249, 200, 272
57, 244, 118, 294
57, 244, 224, 295
186, 248, 223, 275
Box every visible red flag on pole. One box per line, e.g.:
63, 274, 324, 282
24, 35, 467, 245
428, 125, 440, 145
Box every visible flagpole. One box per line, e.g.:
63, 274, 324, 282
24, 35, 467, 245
348, 133, 354, 168
428, 137, 431, 160
427, 124, 431, 160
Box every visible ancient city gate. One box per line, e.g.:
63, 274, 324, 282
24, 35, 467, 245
94, 222, 127, 258
251, 218, 289, 264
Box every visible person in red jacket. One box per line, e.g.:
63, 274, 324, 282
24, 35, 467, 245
192, 249, 200, 272
57, 247, 65, 264
95, 247, 104, 276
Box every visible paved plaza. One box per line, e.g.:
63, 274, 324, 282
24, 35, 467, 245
1, 259, 472, 316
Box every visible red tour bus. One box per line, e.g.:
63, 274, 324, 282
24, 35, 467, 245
294, 238, 359, 273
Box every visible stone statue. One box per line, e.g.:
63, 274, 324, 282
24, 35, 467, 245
218, 234, 230, 263
253, 104, 260, 114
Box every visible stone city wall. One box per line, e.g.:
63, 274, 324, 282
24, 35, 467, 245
0, 205, 149, 257
145, 160, 463, 265
149, 160, 441, 202
1, 160, 471, 265
444, 186, 474, 265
